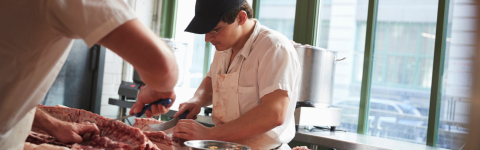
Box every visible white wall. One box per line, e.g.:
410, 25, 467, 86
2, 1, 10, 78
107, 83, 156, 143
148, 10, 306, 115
445, 0, 477, 98
99, 50, 123, 118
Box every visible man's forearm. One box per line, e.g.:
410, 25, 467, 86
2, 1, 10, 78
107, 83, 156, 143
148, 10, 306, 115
190, 77, 214, 107
98, 19, 178, 93
209, 90, 290, 142
32, 107, 62, 134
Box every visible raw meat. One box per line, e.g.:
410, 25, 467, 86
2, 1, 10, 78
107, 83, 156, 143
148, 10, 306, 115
291, 146, 311, 150
132, 118, 187, 150
84, 133, 132, 149
132, 118, 164, 132
27, 105, 159, 150
26, 131, 71, 148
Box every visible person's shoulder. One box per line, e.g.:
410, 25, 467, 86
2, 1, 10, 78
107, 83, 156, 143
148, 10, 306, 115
258, 26, 289, 42
253, 25, 296, 56
255, 25, 294, 48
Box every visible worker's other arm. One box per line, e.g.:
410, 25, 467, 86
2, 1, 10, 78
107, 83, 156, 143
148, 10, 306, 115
97, 19, 178, 93
32, 106, 100, 143
212, 89, 289, 141
174, 77, 213, 119
174, 89, 290, 141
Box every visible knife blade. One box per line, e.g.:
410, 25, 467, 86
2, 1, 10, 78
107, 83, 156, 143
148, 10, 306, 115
111, 98, 172, 121
149, 110, 190, 131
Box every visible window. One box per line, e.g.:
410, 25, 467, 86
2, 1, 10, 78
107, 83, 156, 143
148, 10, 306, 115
366, 0, 439, 145
258, 0, 297, 39
354, 22, 437, 90
173, 0, 209, 101
319, 0, 368, 133
316, 0, 331, 48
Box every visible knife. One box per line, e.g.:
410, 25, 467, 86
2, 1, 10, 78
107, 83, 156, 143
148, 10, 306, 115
149, 110, 190, 131
111, 98, 172, 121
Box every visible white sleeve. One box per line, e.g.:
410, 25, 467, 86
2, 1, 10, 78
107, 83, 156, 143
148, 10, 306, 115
46, 0, 137, 47
257, 44, 300, 99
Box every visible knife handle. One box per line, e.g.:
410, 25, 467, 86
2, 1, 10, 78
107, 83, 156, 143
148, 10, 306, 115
179, 110, 189, 119
135, 99, 172, 117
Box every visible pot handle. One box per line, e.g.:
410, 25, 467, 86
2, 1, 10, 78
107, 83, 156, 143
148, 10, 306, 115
335, 56, 347, 61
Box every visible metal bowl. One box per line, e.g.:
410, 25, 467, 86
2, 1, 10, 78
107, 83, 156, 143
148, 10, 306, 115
184, 140, 251, 150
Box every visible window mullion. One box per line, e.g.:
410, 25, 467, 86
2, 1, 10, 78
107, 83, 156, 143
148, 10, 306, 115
160, 0, 178, 39
426, 0, 451, 146
252, 0, 261, 19
203, 43, 212, 78
357, 0, 379, 135
292, 0, 320, 46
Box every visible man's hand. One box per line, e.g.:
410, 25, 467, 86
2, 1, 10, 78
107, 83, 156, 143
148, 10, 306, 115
129, 86, 176, 118
173, 119, 213, 140
174, 101, 201, 119
33, 107, 100, 143
49, 122, 100, 143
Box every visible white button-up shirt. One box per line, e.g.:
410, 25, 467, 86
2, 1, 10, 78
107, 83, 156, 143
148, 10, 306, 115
207, 20, 301, 144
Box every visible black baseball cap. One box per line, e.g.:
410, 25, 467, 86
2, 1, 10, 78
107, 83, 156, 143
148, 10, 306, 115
184, 0, 246, 34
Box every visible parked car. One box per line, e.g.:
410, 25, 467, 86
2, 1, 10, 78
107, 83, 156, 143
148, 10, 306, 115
332, 98, 426, 142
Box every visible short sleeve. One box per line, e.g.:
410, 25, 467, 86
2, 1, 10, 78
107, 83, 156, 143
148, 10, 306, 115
257, 44, 300, 99
46, 0, 137, 47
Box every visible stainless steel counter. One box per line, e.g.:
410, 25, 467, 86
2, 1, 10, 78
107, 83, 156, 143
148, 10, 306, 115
294, 128, 448, 150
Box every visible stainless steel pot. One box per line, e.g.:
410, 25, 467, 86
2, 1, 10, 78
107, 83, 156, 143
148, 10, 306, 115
294, 44, 346, 108
184, 140, 251, 150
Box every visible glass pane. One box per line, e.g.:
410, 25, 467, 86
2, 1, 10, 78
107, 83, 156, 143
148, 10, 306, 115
174, 0, 208, 101
368, 0, 439, 145
437, 0, 475, 149
317, 0, 368, 133
247, 0, 253, 6
258, 0, 296, 39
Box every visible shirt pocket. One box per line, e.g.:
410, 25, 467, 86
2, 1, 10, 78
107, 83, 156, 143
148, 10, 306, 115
238, 86, 259, 115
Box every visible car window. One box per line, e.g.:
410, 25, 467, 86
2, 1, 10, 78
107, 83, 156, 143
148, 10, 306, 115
337, 101, 359, 106
371, 102, 397, 113
370, 103, 382, 110
397, 104, 418, 115
386, 105, 397, 112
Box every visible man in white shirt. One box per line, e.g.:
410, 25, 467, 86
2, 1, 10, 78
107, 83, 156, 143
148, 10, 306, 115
0, 0, 178, 149
173, 0, 300, 149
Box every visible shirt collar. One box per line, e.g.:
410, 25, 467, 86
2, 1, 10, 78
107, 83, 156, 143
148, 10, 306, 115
235, 19, 261, 59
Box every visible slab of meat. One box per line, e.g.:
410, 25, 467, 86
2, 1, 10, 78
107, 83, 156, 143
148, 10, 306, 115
132, 118, 165, 132
132, 118, 187, 150
26, 131, 71, 148
27, 105, 159, 150
25, 135, 102, 150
